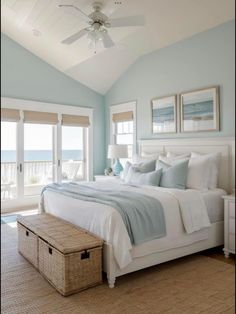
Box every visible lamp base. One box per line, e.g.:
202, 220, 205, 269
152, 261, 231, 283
112, 159, 123, 176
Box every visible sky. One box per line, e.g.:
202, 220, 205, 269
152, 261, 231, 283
1, 122, 83, 151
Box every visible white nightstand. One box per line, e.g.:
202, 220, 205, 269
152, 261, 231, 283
94, 175, 120, 182
222, 195, 235, 258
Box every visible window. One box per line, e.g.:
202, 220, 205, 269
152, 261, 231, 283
1, 98, 93, 212
110, 102, 136, 166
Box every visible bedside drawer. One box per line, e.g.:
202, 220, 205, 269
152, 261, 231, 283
229, 202, 235, 218
229, 219, 235, 235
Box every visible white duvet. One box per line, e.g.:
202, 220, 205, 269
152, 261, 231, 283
41, 181, 211, 269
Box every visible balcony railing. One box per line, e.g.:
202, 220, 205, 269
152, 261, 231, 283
1, 160, 83, 200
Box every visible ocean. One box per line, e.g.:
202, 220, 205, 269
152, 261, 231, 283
1, 150, 83, 162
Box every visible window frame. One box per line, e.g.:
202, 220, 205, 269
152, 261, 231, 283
1, 97, 93, 212
109, 101, 137, 160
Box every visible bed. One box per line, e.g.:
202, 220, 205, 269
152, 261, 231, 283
41, 137, 235, 288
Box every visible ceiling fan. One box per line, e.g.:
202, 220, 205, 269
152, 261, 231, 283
59, 1, 145, 50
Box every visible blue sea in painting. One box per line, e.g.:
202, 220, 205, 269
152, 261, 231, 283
183, 101, 214, 120
153, 105, 174, 123
1, 150, 83, 162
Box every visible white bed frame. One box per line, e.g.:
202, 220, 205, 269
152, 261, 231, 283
103, 137, 235, 288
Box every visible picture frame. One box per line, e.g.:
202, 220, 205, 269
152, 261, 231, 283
151, 95, 177, 134
180, 86, 220, 133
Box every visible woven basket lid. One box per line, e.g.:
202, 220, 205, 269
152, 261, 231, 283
17, 214, 103, 254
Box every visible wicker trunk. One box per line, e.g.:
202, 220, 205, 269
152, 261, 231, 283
17, 214, 103, 296
18, 223, 38, 269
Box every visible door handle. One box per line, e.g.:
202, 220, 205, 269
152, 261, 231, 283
18, 164, 23, 172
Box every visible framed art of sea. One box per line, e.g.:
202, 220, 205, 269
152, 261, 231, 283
180, 86, 220, 133
152, 95, 177, 134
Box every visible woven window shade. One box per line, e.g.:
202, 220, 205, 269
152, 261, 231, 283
112, 111, 133, 123
61, 114, 90, 127
1, 108, 20, 122
24, 111, 58, 125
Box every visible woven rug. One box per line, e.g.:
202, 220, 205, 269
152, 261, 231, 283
1, 223, 235, 314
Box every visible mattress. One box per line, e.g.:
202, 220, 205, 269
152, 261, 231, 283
131, 188, 226, 259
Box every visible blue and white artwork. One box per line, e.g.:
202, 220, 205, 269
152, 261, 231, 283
181, 87, 219, 132
152, 95, 177, 133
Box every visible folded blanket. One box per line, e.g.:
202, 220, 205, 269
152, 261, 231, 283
41, 182, 167, 245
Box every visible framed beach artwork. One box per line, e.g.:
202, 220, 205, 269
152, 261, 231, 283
152, 95, 177, 134
180, 86, 220, 133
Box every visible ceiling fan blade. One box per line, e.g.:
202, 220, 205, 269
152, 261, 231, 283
102, 32, 115, 48
107, 15, 145, 28
59, 4, 90, 22
61, 29, 88, 45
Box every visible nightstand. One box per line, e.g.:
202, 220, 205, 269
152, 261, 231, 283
94, 175, 120, 182
222, 195, 235, 258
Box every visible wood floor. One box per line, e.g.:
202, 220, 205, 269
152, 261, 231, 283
201, 247, 235, 266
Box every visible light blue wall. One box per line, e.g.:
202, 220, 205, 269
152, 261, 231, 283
105, 20, 235, 152
1, 33, 106, 175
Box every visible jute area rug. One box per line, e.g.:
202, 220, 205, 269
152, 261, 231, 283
1, 223, 235, 314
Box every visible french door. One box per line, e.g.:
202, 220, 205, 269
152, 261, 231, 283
1, 111, 88, 211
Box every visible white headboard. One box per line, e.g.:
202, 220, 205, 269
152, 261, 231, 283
139, 137, 235, 193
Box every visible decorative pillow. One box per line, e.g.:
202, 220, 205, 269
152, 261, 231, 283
120, 161, 132, 180
132, 153, 159, 164
156, 159, 189, 190
191, 152, 221, 189
125, 167, 162, 186
135, 159, 157, 173
186, 156, 212, 190
121, 159, 157, 181
159, 154, 189, 165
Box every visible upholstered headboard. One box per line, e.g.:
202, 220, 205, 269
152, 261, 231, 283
139, 137, 235, 193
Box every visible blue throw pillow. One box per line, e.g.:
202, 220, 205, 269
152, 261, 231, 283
157, 159, 189, 190
125, 167, 162, 186
134, 159, 157, 173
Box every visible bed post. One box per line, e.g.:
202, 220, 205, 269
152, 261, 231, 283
103, 242, 117, 288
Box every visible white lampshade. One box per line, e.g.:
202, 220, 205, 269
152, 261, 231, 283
107, 144, 128, 159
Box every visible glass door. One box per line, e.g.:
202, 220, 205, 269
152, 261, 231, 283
61, 126, 85, 182
24, 123, 54, 196
1, 122, 18, 200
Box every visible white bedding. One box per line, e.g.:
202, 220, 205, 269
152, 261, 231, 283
202, 189, 226, 222
42, 181, 218, 269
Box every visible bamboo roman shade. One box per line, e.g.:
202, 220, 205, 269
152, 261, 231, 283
24, 111, 58, 125
61, 114, 90, 127
112, 111, 133, 123
1, 108, 20, 122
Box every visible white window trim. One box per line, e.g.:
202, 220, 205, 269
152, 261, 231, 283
1, 97, 94, 212
109, 101, 137, 156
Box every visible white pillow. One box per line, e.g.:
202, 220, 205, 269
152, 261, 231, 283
158, 154, 190, 166
186, 156, 212, 190
191, 152, 221, 189
120, 161, 132, 181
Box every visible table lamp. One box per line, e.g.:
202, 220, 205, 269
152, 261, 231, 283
107, 144, 128, 176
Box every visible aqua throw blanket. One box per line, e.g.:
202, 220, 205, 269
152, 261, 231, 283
41, 183, 166, 245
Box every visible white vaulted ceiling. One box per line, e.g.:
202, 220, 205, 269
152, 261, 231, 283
1, 0, 235, 94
